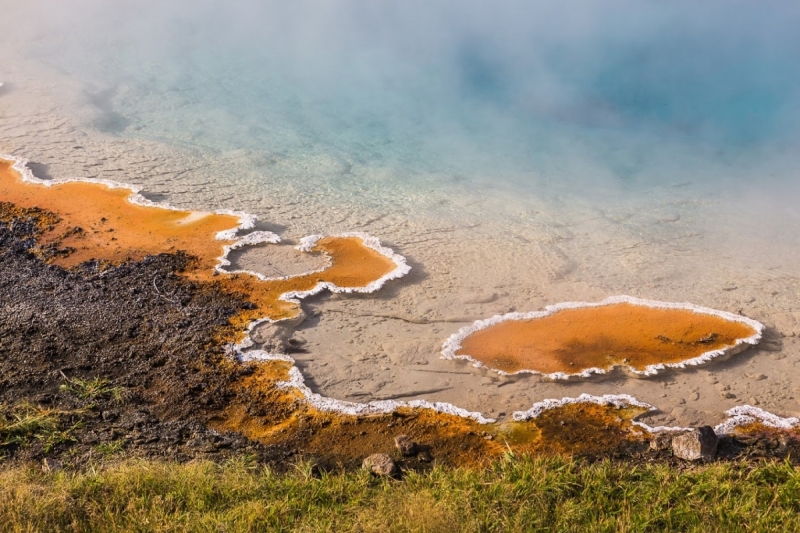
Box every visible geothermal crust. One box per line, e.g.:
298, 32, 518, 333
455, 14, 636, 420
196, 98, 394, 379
0, 154, 494, 425
4, 152, 800, 463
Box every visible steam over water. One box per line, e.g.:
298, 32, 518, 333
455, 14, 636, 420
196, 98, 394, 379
4, 1, 800, 423
9, 1, 800, 196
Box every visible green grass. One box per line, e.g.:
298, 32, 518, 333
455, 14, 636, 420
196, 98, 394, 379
59, 376, 127, 404
0, 402, 83, 454
2, 456, 799, 532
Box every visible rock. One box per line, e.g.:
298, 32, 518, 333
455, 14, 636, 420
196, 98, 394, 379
672, 426, 718, 462
394, 434, 416, 456
362, 453, 397, 476
649, 432, 675, 451
42, 458, 63, 472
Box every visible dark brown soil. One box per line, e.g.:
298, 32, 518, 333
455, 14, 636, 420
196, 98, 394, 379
0, 202, 286, 466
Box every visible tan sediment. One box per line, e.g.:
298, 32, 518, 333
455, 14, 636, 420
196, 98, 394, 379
456, 302, 758, 375
0, 158, 398, 336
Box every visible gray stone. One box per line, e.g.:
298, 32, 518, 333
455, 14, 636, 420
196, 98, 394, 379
394, 434, 416, 456
362, 453, 397, 476
671, 426, 718, 462
42, 458, 63, 472
649, 432, 675, 451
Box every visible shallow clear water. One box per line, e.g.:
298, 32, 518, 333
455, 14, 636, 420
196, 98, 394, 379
9, 0, 800, 217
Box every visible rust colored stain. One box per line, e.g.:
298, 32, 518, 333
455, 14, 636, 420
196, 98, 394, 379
210, 361, 504, 467
726, 422, 800, 440
0, 158, 397, 332
457, 303, 757, 374
502, 403, 651, 455
1, 157, 660, 464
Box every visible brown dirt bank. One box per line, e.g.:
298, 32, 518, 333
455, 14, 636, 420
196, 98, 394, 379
0, 201, 270, 463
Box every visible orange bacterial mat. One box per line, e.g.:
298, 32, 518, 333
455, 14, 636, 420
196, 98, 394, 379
448, 299, 761, 377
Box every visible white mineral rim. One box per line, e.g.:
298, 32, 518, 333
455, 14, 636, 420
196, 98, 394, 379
441, 295, 764, 380
714, 405, 800, 435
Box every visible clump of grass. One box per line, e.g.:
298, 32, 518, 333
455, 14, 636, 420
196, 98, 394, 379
59, 373, 128, 404
1, 456, 799, 531
0, 403, 60, 447
0, 402, 82, 452
94, 440, 125, 457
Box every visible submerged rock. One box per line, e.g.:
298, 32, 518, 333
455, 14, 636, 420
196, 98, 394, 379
362, 453, 397, 476
672, 426, 718, 462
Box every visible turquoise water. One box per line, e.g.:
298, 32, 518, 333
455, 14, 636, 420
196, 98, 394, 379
7, 0, 800, 224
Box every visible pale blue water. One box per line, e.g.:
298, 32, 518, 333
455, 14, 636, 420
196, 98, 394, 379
7, 0, 800, 224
